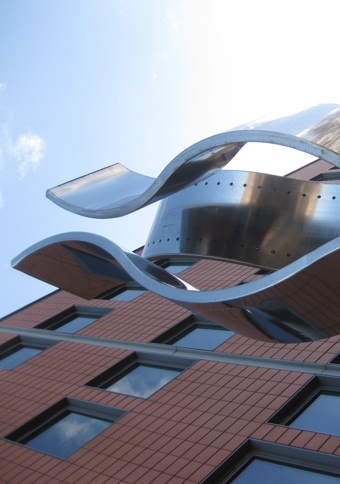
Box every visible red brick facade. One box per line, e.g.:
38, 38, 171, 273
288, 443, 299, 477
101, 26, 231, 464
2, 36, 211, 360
1, 159, 340, 483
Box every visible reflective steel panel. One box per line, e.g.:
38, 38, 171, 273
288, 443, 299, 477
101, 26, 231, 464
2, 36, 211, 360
143, 171, 340, 269
13, 106, 340, 342
12, 232, 340, 343
47, 104, 340, 219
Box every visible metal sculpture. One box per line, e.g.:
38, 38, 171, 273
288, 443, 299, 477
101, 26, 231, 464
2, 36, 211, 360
13, 104, 340, 343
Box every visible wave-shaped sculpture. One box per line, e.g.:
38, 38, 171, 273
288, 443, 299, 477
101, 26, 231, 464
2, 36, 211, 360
12, 105, 340, 343
47, 104, 340, 218
12, 232, 340, 343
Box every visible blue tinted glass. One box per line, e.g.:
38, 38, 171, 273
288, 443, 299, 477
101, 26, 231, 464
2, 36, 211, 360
232, 458, 340, 483
172, 326, 233, 350
25, 411, 111, 459
165, 264, 192, 274
107, 363, 181, 398
111, 288, 146, 301
290, 393, 340, 436
55, 316, 97, 333
0, 347, 42, 370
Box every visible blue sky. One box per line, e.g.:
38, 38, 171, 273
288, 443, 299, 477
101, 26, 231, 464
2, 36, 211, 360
1, 0, 340, 317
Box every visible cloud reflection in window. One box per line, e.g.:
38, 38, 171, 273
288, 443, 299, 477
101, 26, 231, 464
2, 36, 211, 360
106, 363, 181, 398
25, 411, 111, 459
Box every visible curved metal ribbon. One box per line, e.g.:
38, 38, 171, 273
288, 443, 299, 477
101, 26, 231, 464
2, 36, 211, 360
47, 104, 340, 219
13, 105, 340, 343
12, 232, 340, 343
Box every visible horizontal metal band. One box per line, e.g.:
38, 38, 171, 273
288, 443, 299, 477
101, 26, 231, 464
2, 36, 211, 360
0, 324, 339, 376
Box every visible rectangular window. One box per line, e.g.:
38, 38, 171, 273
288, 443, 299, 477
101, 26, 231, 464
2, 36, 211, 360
330, 353, 340, 364
54, 315, 98, 333
171, 325, 233, 350
97, 284, 147, 301
86, 352, 195, 399
157, 258, 198, 274
110, 287, 147, 302
0, 336, 55, 370
230, 457, 340, 483
152, 315, 234, 350
5, 398, 127, 459
106, 362, 181, 398
269, 376, 340, 437
242, 301, 328, 343
36, 306, 113, 333
288, 392, 340, 435
202, 440, 340, 483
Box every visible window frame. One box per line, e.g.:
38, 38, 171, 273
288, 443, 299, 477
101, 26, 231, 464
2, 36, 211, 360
85, 351, 196, 398
0, 335, 56, 370
242, 299, 328, 343
5, 397, 128, 458
35, 305, 113, 332
156, 257, 198, 274
202, 439, 340, 483
151, 314, 234, 348
330, 353, 340, 364
97, 283, 147, 301
268, 375, 340, 433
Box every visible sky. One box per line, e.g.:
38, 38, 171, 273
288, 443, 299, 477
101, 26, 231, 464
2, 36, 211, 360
1, 0, 340, 317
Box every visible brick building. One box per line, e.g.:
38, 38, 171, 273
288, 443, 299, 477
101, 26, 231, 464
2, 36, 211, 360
1, 159, 340, 483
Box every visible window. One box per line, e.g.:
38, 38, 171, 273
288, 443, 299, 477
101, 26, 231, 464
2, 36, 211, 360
202, 440, 340, 483
254, 268, 273, 275
54, 315, 97, 333
97, 284, 147, 302
242, 299, 328, 343
170, 325, 233, 350
86, 352, 195, 399
36, 306, 113, 333
269, 376, 340, 437
5, 398, 127, 459
157, 258, 198, 274
310, 171, 340, 182
152, 315, 234, 350
109, 286, 147, 302
231, 458, 340, 483
330, 353, 340, 364
0, 336, 55, 370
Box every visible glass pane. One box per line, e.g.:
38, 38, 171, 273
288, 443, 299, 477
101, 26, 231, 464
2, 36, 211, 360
0, 347, 42, 370
55, 316, 97, 333
232, 458, 340, 483
290, 393, 340, 436
25, 411, 111, 459
165, 264, 192, 274
111, 288, 146, 301
172, 326, 233, 350
106, 363, 181, 398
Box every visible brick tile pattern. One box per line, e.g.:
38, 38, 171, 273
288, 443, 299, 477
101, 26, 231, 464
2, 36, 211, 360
1, 159, 340, 483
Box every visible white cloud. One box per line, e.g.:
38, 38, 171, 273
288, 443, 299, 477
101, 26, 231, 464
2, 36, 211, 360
166, 8, 180, 30
9, 132, 45, 179
0, 83, 5, 91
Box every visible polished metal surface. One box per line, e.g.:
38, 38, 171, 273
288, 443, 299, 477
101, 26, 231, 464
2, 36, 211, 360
143, 170, 340, 269
12, 232, 340, 343
12, 232, 193, 301
14, 105, 340, 342
47, 104, 340, 218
